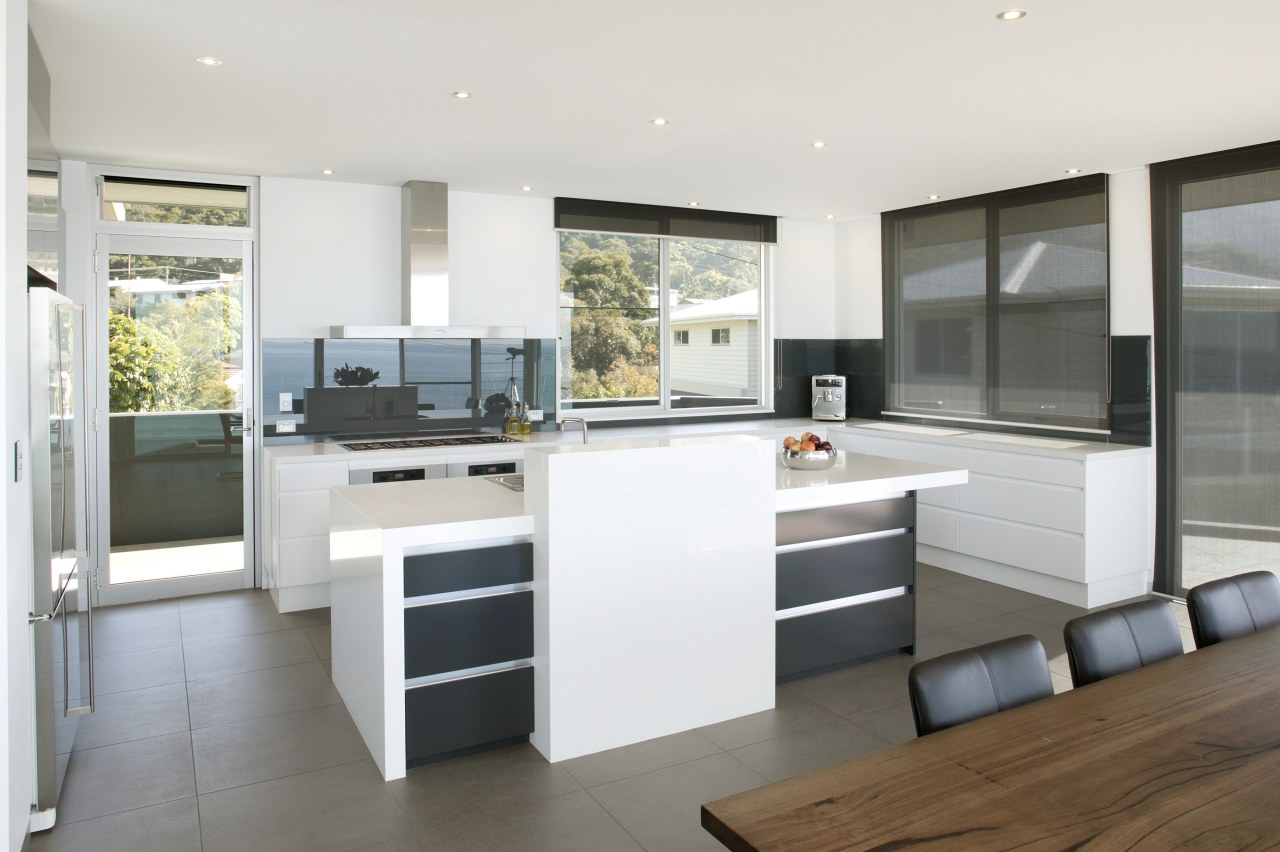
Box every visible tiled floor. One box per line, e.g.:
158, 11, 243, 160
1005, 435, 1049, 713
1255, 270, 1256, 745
32, 567, 1193, 852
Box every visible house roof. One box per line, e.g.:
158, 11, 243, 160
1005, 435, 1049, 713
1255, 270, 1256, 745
642, 290, 759, 326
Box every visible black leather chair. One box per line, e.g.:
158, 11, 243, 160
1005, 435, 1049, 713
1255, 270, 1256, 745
907, 634, 1054, 737
1187, 571, 1280, 649
1063, 599, 1183, 688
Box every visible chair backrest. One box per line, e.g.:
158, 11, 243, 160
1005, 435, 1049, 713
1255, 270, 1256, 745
1187, 571, 1280, 649
907, 634, 1054, 737
1063, 598, 1183, 688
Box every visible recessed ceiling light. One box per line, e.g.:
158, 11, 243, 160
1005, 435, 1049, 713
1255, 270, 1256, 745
826, 214, 835, 220
452, 91, 472, 99
1065, 168, 1081, 175
651, 118, 668, 126
996, 9, 1026, 20
194, 56, 222, 67
688, 201, 700, 207
521, 185, 532, 192
321, 169, 333, 176
928, 194, 941, 201
812, 141, 826, 149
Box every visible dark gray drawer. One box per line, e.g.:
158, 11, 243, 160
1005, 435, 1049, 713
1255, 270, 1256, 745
404, 543, 532, 597
405, 665, 534, 763
777, 534, 915, 610
776, 593, 914, 679
776, 497, 915, 546
404, 591, 533, 679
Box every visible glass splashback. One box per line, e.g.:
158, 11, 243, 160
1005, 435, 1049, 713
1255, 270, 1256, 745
261, 337, 558, 438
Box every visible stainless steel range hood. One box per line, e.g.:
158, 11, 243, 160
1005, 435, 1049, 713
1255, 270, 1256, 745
330, 180, 526, 340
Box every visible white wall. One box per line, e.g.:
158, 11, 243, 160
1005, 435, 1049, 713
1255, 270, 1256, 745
773, 218, 835, 339
3, 0, 30, 846
449, 192, 557, 338
1108, 168, 1155, 335
258, 178, 401, 338
834, 215, 882, 340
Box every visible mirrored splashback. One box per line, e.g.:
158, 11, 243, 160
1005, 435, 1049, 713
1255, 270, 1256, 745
261, 337, 558, 439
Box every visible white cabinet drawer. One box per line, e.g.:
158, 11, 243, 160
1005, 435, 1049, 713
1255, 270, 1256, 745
278, 461, 349, 492
919, 483, 960, 509
959, 514, 1084, 581
279, 491, 333, 538
279, 536, 332, 587
918, 505, 959, 551
957, 448, 1083, 487
859, 436, 962, 468
960, 473, 1084, 533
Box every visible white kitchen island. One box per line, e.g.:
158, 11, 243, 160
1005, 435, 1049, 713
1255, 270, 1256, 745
329, 435, 966, 781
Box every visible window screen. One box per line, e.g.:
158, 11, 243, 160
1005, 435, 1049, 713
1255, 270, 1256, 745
885, 176, 1109, 430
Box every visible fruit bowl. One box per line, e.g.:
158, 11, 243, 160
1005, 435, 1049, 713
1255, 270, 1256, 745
780, 448, 838, 470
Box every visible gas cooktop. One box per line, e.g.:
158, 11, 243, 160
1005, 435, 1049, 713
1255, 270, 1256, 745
336, 433, 519, 452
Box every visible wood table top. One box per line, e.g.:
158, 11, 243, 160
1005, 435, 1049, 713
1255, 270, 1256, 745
702, 626, 1280, 851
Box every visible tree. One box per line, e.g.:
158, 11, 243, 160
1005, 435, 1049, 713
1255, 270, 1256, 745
108, 313, 187, 412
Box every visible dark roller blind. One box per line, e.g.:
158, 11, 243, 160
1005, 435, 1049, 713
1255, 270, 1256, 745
555, 197, 777, 244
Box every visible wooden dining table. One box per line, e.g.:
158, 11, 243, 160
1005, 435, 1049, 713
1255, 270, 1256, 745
702, 626, 1280, 850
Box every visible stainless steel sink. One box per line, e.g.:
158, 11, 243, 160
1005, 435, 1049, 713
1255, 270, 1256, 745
489, 474, 524, 492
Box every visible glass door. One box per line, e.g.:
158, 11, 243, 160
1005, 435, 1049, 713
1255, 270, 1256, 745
1153, 146, 1280, 596
93, 234, 254, 604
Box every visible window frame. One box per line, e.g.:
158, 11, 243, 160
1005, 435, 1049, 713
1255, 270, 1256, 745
711, 327, 731, 346
555, 226, 774, 421
882, 174, 1111, 433
673, 329, 689, 346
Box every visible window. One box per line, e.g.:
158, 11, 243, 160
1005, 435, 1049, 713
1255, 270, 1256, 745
28, 171, 59, 281
100, 177, 249, 227
883, 175, 1109, 431
1151, 141, 1280, 597
556, 198, 774, 415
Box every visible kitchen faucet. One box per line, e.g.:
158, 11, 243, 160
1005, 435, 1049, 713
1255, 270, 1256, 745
559, 417, 588, 445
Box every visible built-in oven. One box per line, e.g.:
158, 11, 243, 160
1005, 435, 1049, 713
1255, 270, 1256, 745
349, 457, 522, 485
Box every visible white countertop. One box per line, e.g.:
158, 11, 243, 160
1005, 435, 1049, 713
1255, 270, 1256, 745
330, 437, 967, 541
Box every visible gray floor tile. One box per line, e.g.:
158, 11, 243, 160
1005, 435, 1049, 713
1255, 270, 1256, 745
198, 759, 414, 852
305, 623, 332, 660
853, 698, 918, 745
187, 660, 340, 729
31, 797, 201, 852
915, 591, 1006, 631
388, 742, 581, 833
177, 588, 271, 613
349, 837, 424, 852
73, 682, 190, 751
560, 729, 721, 789
784, 654, 913, 718
192, 703, 370, 793
911, 630, 976, 661
946, 579, 1058, 613
56, 732, 196, 823
943, 612, 1071, 675
93, 609, 183, 656
696, 688, 841, 751
728, 719, 890, 782
915, 562, 971, 589
1051, 671, 1075, 694
186, 654, 340, 721
1019, 599, 1091, 628
410, 789, 643, 852
294, 607, 332, 628
183, 627, 318, 680
179, 601, 301, 643
588, 752, 768, 852
92, 644, 187, 697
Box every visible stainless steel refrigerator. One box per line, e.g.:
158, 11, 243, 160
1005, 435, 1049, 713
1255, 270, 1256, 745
28, 281, 93, 831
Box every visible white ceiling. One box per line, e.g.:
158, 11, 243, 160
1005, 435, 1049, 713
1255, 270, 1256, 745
28, 0, 1280, 222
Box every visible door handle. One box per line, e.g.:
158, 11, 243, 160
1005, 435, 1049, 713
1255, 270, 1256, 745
28, 612, 53, 624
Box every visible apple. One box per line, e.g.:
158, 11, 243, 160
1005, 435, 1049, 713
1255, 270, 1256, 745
783, 436, 798, 449
800, 440, 816, 451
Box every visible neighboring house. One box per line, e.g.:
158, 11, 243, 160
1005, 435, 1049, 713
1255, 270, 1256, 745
645, 289, 759, 399
108, 276, 237, 319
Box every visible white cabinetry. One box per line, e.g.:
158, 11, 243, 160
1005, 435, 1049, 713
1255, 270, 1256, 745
831, 428, 1152, 607
265, 457, 348, 612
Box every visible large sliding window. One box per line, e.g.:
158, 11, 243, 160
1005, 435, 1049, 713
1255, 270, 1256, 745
1152, 142, 1280, 596
883, 176, 1110, 431
555, 199, 774, 416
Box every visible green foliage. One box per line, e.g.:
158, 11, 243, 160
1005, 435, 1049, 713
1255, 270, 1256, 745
108, 289, 242, 412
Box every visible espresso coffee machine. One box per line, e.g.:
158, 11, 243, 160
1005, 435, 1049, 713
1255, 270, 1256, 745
811, 375, 847, 421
